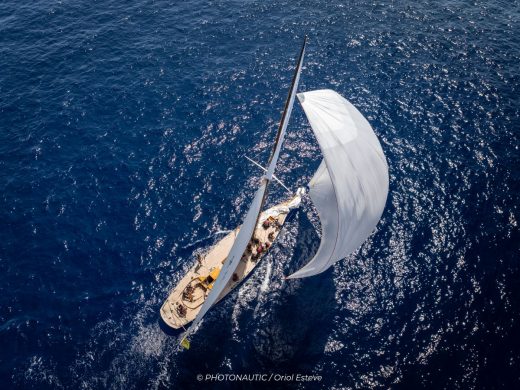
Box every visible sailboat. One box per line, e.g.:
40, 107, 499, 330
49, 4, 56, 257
159, 37, 389, 348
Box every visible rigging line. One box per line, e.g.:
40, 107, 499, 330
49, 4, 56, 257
178, 37, 307, 343
244, 156, 291, 193
266, 35, 307, 171
257, 35, 307, 219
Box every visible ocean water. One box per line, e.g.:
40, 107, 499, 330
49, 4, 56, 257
1, 0, 519, 389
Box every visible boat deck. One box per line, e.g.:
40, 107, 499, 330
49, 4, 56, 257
160, 196, 297, 330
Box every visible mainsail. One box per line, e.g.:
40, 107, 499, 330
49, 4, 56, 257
287, 89, 389, 279
181, 37, 306, 341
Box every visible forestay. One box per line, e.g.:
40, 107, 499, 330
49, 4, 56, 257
181, 38, 306, 341
287, 89, 389, 279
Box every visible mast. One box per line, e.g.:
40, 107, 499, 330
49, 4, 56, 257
179, 37, 306, 346
266, 35, 307, 180
256, 35, 307, 223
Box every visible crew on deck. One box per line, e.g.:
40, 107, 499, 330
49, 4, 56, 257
176, 303, 187, 318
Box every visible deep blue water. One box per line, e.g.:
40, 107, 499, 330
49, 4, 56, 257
1, 0, 519, 389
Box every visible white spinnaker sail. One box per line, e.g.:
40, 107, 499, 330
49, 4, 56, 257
287, 89, 388, 279
182, 38, 306, 340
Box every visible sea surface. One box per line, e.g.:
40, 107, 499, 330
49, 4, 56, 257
1, 1, 519, 389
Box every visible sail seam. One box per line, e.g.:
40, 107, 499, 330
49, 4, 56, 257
319, 157, 341, 274
316, 128, 343, 274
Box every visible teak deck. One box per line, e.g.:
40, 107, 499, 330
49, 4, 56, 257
160, 194, 298, 330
